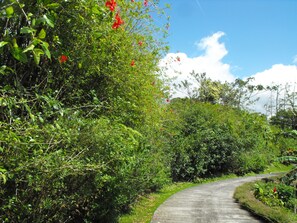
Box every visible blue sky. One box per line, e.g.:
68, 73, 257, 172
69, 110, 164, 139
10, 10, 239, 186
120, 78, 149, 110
159, 0, 297, 78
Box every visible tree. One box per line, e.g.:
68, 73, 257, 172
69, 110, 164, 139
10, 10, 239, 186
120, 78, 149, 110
265, 83, 297, 117
174, 71, 264, 109
270, 109, 297, 130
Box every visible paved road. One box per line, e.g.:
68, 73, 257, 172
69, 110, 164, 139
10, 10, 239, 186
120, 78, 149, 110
151, 174, 275, 223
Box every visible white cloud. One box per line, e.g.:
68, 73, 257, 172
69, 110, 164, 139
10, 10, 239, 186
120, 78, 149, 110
196, 31, 227, 61
159, 32, 235, 96
248, 64, 297, 114
250, 64, 297, 86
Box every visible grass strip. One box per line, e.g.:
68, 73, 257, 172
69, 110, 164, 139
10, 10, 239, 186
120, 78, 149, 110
118, 182, 196, 223
233, 181, 297, 223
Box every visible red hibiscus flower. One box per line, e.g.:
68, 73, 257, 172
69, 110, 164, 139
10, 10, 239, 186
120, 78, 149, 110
131, 0, 134, 2
112, 13, 124, 29
144, 0, 148, 6
105, 0, 117, 12
273, 186, 277, 193
138, 41, 143, 46
59, 55, 68, 63
131, 60, 135, 66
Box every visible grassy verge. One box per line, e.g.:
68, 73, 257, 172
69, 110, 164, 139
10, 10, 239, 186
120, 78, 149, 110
233, 181, 297, 223
234, 163, 296, 223
118, 182, 196, 223
262, 162, 293, 174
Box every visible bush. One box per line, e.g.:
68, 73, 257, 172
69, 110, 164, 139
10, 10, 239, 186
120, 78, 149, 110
167, 98, 276, 181
254, 181, 297, 211
0, 116, 169, 222
0, 0, 170, 221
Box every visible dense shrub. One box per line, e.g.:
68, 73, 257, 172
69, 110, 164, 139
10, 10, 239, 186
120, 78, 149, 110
167, 98, 276, 181
0, 115, 169, 222
0, 0, 170, 222
254, 181, 297, 212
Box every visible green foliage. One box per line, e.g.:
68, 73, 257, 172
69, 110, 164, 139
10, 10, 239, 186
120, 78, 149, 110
270, 109, 297, 130
0, 116, 170, 222
0, 0, 169, 126
167, 98, 276, 181
0, 0, 170, 222
254, 181, 297, 213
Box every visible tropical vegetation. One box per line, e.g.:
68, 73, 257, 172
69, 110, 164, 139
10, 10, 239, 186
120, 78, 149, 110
1, 0, 297, 222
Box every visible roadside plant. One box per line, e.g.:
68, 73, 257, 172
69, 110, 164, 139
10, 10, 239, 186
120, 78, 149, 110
254, 181, 297, 211
0, 0, 170, 221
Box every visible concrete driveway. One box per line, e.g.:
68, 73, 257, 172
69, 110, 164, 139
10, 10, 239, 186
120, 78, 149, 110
151, 175, 274, 223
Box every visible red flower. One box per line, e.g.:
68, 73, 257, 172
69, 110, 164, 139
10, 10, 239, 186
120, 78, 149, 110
112, 13, 124, 29
59, 55, 68, 63
144, 0, 148, 6
131, 0, 134, 2
105, 0, 117, 12
131, 60, 135, 66
138, 41, 143, 46
166, 98, 170, 103
273, 186, 277, 193
176, 56, 180, 62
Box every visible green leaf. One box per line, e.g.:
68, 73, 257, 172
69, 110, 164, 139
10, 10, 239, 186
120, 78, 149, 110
38, 116, 44, 123
92, 6, 101, 15
0, 66, 14, 75
11, 46, 28, 63
20, 27, 36, 34
43, 15, 55, 28
23, 44, 35, 53
0, 66, 6, 75
38, 29, 46, 39
0, 167, 7, 184
0, 174, 7, 184
46, 3, 60, 9
33, 48, 44, 64
5, 6, 14, 16
0, 41, 8, 48
40, 41, 51, 59
94, 32, 103, 38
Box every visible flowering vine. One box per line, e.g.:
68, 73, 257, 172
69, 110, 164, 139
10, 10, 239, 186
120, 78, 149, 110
59, 55, 68, 63
105, 0, 117, 12
112, 13, 124, 29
